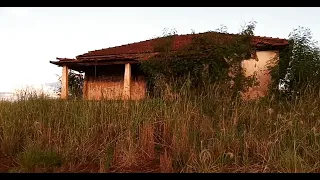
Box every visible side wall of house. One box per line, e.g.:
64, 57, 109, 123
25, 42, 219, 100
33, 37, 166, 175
83, 64, 147, 100
241, 50, 279, 99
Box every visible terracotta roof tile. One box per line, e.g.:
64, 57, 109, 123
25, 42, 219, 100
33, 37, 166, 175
76, 32, 289, 59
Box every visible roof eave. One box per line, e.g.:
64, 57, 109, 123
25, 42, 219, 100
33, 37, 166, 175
50, 59, 140, 67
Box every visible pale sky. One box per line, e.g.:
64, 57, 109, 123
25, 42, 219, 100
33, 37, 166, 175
1, 7, 320, 93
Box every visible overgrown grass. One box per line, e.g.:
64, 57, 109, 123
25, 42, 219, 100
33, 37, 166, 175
1, 84, 320, 173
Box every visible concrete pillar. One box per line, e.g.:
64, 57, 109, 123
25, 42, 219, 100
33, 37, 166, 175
123, 63, 131, 100
61, 65, 69, 99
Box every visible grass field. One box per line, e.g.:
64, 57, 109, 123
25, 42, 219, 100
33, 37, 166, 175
1, 84, 320, 173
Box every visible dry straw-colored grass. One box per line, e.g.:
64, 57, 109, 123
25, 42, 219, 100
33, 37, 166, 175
1, 83, 320, 173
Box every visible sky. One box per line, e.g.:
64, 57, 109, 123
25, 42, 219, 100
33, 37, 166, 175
1, 7, 320, 94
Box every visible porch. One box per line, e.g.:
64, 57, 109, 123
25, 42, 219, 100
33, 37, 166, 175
49, 58, 147, 100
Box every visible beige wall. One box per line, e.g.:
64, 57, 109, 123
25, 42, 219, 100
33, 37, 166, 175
83, 64, 147, 100
84, 74, 124, 100
241, 50, 278, 100
130, 76, 147, 100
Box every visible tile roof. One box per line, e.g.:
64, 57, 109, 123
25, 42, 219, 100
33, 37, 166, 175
76, 31, 289, 60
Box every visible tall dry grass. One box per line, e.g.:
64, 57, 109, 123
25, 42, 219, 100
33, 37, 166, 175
1, 83, 320, 173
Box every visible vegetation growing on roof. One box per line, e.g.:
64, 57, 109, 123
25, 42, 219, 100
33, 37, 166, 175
140, 21, 258, 98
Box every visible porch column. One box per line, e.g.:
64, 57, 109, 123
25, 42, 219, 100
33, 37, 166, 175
83, 73, 88, 99
61, 65, 69, 99
123, 63, 131, 100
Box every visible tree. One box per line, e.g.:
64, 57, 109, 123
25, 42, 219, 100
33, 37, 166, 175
270, 26, 320, 96
288, 27, 320, 90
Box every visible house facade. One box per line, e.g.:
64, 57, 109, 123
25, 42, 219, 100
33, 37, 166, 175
50, 32, 289, 100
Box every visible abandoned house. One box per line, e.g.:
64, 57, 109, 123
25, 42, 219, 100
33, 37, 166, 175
50, 32, 289, 100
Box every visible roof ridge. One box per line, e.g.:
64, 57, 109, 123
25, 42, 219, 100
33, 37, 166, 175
76, 31, 289, 59
172, 31, 288, 40
87, 38, 156, 54
89, 31, 287, 53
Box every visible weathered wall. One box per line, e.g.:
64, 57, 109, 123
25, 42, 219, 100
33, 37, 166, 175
241, 50, 278, 99
83, 64, 147, 100
131, 75, 147, 100
82, 50, 278, 101
84, 73, 124, 100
